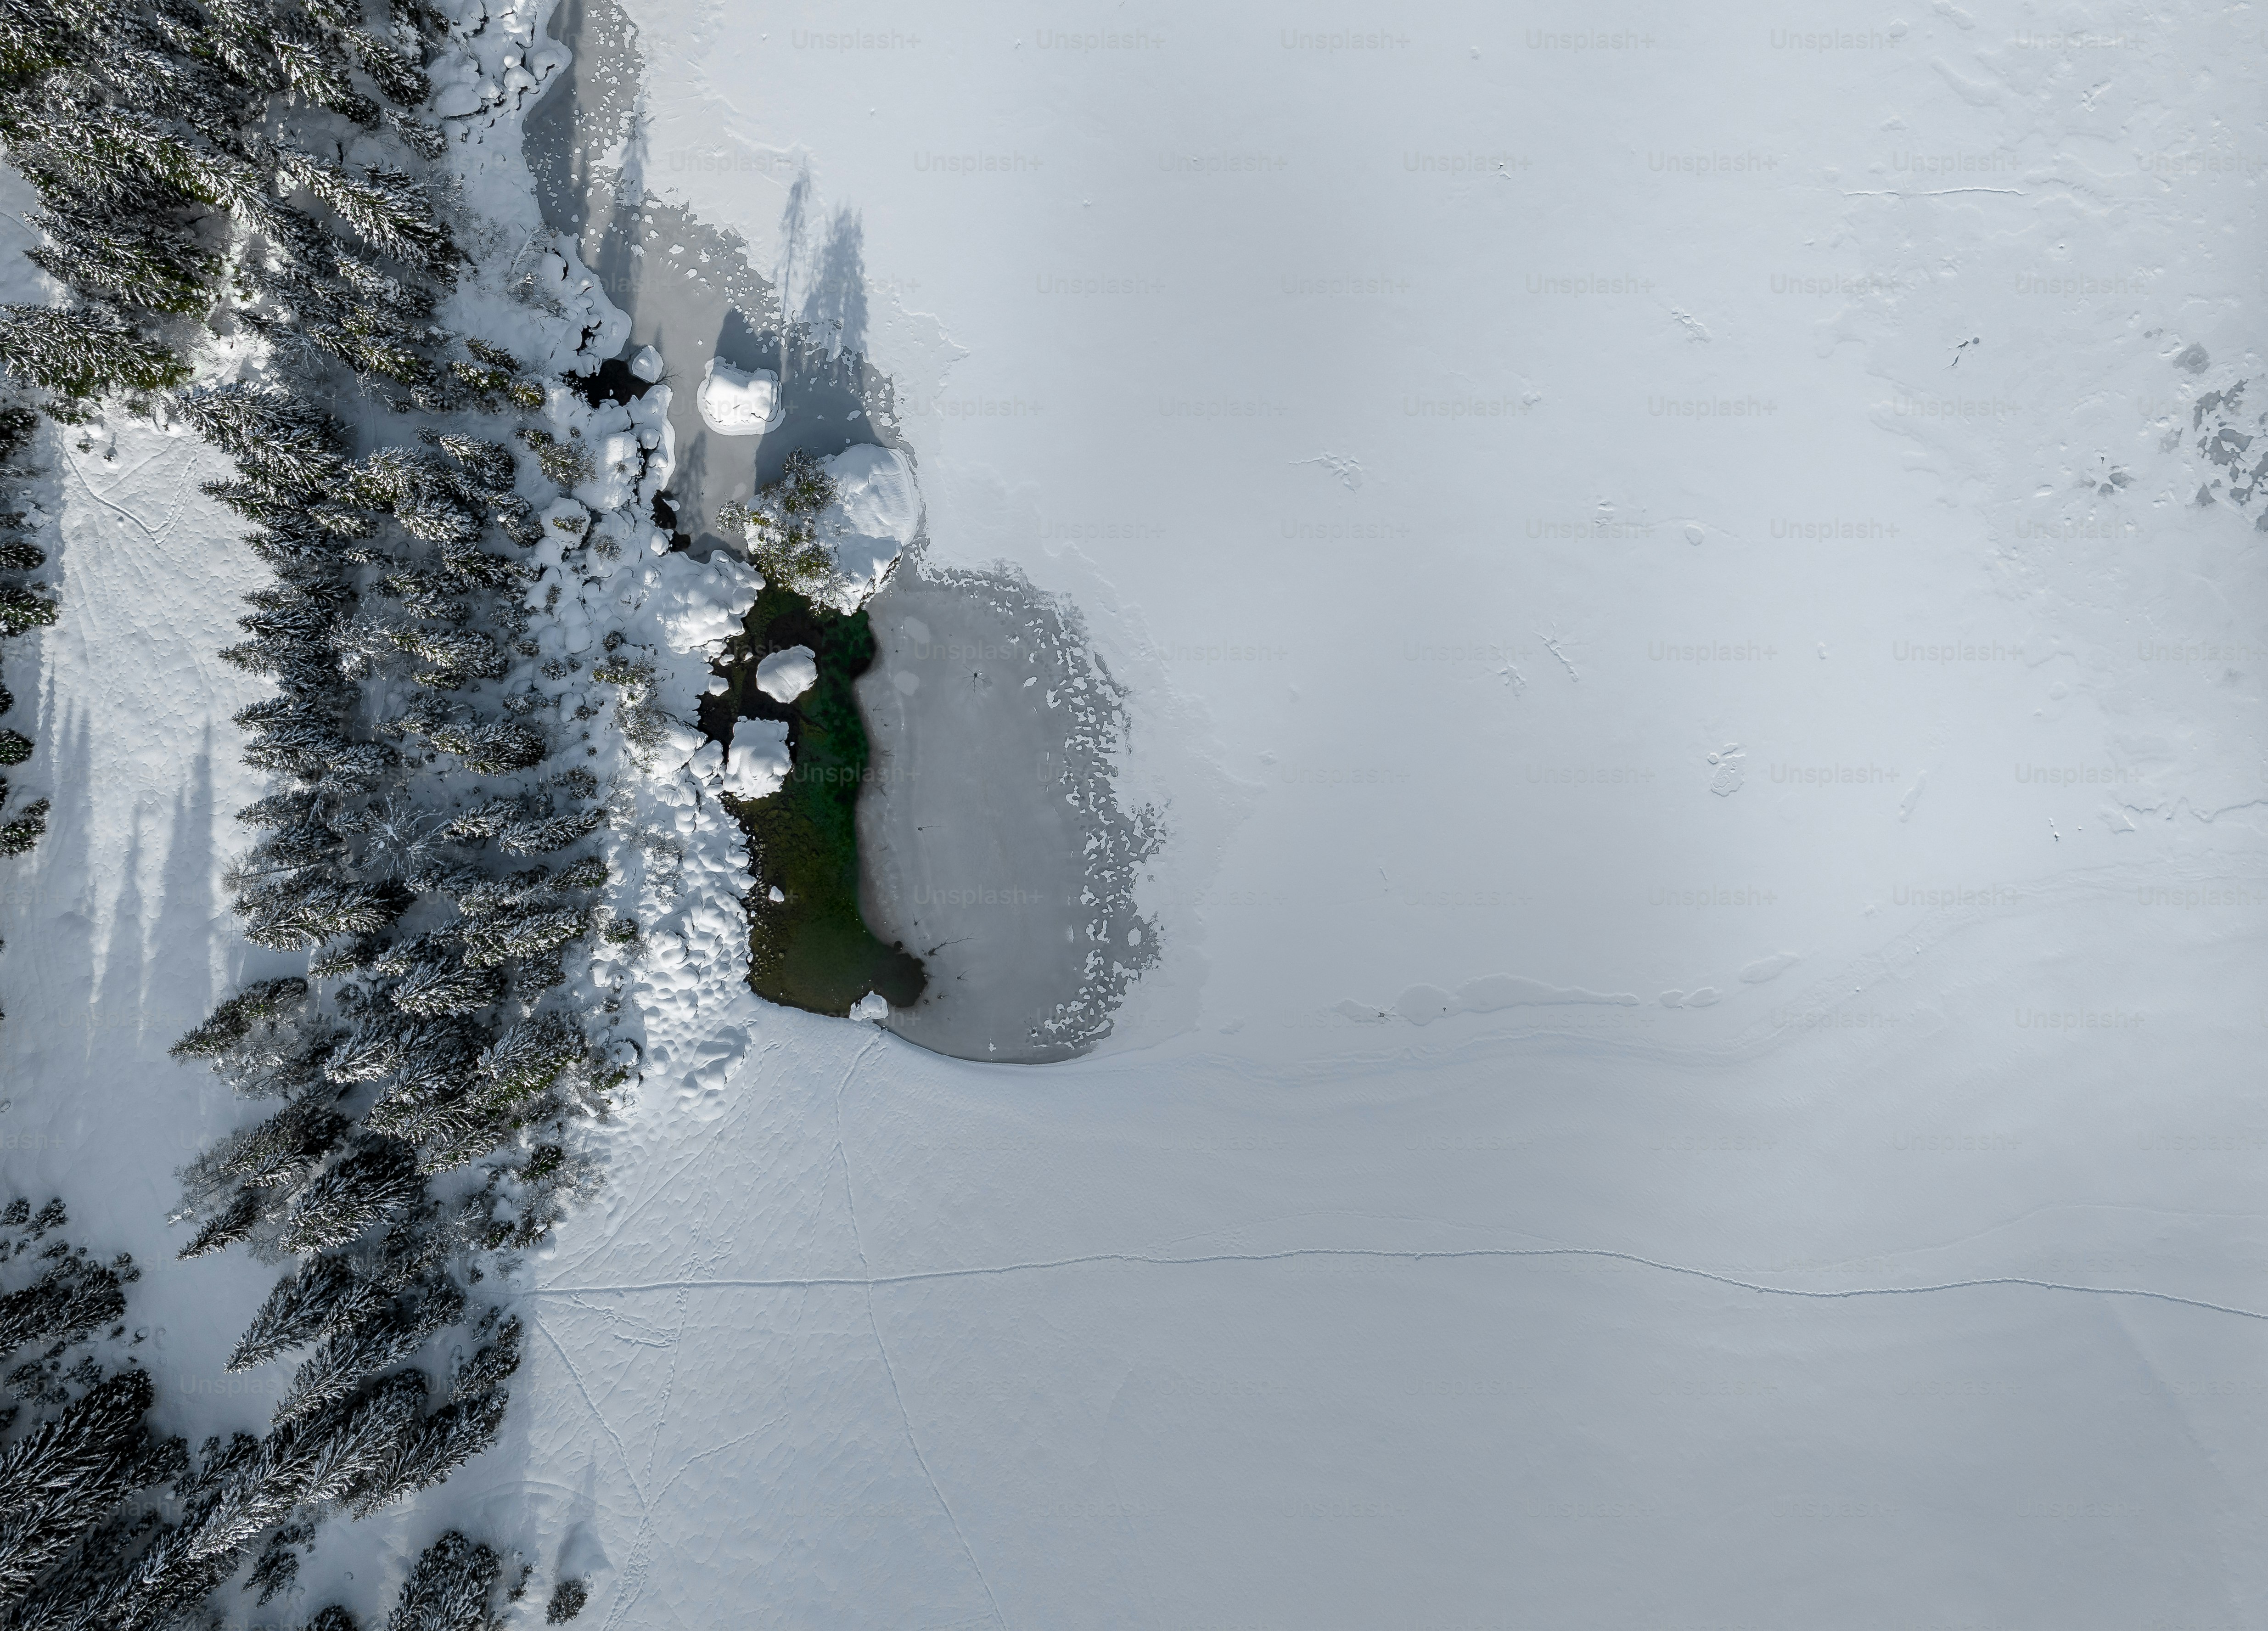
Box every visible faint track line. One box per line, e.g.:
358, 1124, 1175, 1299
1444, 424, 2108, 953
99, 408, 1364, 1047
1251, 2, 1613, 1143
537, 1245, 2268, 1324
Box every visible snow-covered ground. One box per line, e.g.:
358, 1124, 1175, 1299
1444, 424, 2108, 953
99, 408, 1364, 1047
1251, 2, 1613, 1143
481, 4, 2268, 1623
6, 0, 2266, 1625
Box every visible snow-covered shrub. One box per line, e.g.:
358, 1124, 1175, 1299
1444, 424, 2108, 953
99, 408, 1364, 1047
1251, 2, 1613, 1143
718, 449, 838, 595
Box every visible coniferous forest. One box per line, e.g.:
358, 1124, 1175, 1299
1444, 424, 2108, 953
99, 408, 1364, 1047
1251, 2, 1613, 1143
0, 0, 621, 1621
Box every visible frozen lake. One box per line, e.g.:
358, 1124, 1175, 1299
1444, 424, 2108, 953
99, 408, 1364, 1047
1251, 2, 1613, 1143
523, 0, 1155, 1056
856, 557, 1158, 1062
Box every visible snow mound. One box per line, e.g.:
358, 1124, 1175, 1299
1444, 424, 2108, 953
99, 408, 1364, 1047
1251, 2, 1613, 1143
816, 444, 920, 610
722, 718, 792, 800
754, 644, 817, 702
697, 360, 780, 435
646, 550, 762, 649
1739, 952, 1801, 984
629, 344, 663, 382
849, 992, 890, 1022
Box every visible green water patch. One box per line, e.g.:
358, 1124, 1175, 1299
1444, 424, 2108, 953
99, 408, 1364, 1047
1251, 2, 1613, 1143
701, 581, 926, 1017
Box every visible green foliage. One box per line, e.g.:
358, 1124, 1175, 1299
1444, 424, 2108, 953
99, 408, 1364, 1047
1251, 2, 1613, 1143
0, 797, 46, 855
718, 450, 838, 595
0, 585, 56, 636
515, 427, 590, 489
27, 212, 218, 315
0, 304, 189, 401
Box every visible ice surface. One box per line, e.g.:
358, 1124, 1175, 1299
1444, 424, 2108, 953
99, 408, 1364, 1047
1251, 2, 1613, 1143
855, 559, 1158, 1062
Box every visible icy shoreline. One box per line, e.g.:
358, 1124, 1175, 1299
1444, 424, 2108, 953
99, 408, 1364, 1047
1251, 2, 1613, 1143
519, 0, 1164, 1057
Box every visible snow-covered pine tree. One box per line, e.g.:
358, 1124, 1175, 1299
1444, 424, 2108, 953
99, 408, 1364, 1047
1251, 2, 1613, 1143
0, 1198, 184, 1626
0, 304, 190, 404
544, 1578, 587, 1623
270, 1271, 462, 1424
0, 584, 56, 636
24, 209, 218, 315
377, 1529, 501, 1631
0, 1371, 167, 1602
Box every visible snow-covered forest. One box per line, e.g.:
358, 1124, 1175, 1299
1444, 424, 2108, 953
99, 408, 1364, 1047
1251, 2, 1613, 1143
0, 0, 677, 1619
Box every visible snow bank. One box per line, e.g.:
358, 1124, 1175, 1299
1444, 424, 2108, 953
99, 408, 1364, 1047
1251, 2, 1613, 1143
644, 549, 761, 650
696, 360, 780, 436
815, 443, 919, 611
754, 644, 816, 702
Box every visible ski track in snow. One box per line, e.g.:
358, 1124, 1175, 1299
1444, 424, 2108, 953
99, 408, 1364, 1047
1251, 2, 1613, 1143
533, 1246, 2268, 1327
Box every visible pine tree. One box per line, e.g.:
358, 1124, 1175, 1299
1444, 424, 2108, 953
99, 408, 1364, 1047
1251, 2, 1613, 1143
380, 1530, 501, 1631
0, 797, 48, 855
278, 1138, 424, 1253
497, 808, 604, 856
0, 304, 190, 400
434, 434, 514, 490
545, 1579, 587, 1623
177, 384, 352, 494
425, 719, 543, 774
347, 1316, 518, 1513
0, 1371, 163, 1602
274, 152, 459, 277
0, 584, 57, 636
0, 1246, 129, 1353
0, 1200, 182, 1628
173, 976, 311, 1060
0, 727, 28, 764
228, 1253, 376, 1373
388, 957, 504, 1018
26, 210, 217, 315
272, 1274, 463, 1424
474, 1014, 581, 1102
458, 905, 585, 969
176, 1189, 264, 1260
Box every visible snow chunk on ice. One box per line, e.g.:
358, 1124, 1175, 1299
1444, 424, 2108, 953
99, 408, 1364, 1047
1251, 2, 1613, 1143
698, 361, 780, 436
816, 444, 920, 610
755, 644, 817, 703
721, 718, 791, 800
647, 551, 762, 650
849, 993, 890, 1022
629, 345, 663, 382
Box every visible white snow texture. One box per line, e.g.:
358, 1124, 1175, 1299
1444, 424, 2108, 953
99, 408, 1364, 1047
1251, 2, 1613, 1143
3, 2, 2266, 1629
